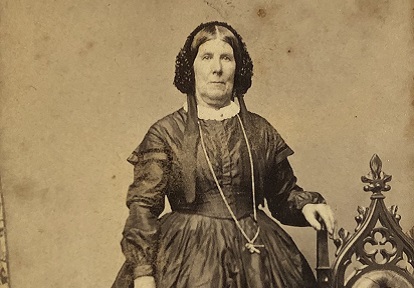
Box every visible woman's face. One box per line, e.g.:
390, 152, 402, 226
193, 38, 236, 109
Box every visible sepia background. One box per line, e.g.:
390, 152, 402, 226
0, 0, 413, 287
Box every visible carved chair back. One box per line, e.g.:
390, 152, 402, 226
316, 155, 414, 288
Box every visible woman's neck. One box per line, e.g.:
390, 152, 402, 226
195, 94, 231, 110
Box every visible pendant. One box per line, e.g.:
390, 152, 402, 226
245, 243, 265, 254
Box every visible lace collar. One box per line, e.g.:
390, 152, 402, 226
183, 101, 240, 121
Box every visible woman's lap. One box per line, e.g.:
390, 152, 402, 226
155, 211, 316, 288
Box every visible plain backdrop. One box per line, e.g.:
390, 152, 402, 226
0, 1, 413, 287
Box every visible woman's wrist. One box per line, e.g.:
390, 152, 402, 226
134, 276, 156, 287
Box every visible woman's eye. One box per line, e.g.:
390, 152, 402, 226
222, 56, 233, 61
202, 55, 212, 60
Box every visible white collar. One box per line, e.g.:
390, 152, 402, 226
183, 101, 240, 121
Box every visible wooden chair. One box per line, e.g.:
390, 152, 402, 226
316, 154, 414, 288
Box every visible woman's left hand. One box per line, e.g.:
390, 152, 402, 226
302, 203, 335, 234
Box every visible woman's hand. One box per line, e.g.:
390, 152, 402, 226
134, 276, 156, 288
302, 203, 335, 234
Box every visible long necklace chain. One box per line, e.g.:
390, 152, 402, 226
198, 114, 264, 254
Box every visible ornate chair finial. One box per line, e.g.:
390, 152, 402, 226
361, 154, 392, 198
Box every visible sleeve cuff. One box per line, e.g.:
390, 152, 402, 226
274, 145, 294, 165
133, 264, 154, 279
291, 191, 326, 211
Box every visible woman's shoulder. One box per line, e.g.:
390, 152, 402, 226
246, 111, 293, 158
147, 108, 187, 138
246, 111, 280, 134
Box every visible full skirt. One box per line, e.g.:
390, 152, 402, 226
112, 210, 317, 288
156, 210, 316, 288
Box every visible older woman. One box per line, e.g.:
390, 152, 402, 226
113, 21, 335, 288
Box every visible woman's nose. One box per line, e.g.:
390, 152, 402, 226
211, 58, 223, 74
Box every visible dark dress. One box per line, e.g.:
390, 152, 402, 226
112, 108, 325, 288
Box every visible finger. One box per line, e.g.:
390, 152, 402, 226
316, 207, 330, 231
304, 212, 322, 231
329, 212, 336, 234
332, 219, 338, 236
318, 206, 335, 234
320, 213, 333, 234
326, 206, 336, 234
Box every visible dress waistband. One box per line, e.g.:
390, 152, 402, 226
174, 188, 254, 219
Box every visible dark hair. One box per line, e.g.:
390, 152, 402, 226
174, 21, 253, 96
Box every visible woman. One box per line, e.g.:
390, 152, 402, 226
113, 21, 335, 288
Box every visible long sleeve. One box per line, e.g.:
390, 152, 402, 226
265, 159, 325, 226
260, 118, 325, 226
121, 126, 171, 279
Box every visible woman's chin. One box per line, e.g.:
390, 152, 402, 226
198, 94, 231, 107
205, 100, 231, 109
